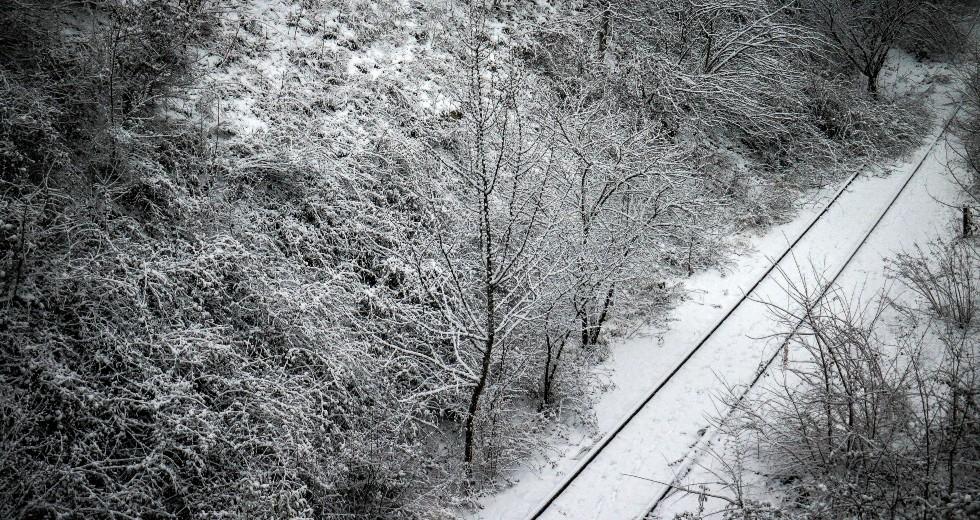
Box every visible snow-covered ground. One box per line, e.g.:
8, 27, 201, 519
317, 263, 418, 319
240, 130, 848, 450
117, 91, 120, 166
654, 106, 973, 520
469, 49, 966, 520
654, 128, 972, 520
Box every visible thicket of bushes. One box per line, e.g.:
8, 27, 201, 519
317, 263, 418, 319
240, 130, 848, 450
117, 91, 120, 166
0, 0, 962, 517
688, 239, 979, 520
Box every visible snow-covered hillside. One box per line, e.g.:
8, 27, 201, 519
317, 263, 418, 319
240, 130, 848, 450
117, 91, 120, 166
1, 1, 975, 518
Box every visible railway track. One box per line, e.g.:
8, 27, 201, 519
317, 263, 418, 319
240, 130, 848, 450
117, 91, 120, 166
639, 6, 980, 515
639, 101, 964, 520
524, 100, 966, 520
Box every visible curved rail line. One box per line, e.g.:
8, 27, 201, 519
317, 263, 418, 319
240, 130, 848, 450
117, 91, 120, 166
525, 127, 881, 520
639, 101, 965, 519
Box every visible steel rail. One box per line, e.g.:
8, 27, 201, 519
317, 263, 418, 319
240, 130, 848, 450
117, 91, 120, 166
525, 133, 871, 520
639, 100, 965, 520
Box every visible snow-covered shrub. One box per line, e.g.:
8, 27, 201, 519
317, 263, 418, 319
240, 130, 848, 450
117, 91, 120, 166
0, 2, 452, 518
799, 0, 920, 94
0, 230, 437, 518
891, 240, 978, 327
806, 71, 929, 159
899, 1, 970, 62
712, 258, 980, 519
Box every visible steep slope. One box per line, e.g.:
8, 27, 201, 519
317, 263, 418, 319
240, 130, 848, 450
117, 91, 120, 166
0, 1, 948, 518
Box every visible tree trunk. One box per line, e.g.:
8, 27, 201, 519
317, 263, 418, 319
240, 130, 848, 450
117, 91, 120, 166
867, 72, 878, 95
541, 332, 569, 409
464, 337, 493, 466
465, 189, 497, 469
597, 1, 611, 57
579, 286, 615, 348
964, 206, 973, 238
541, 335, 554, 408
580, 310, 591, 349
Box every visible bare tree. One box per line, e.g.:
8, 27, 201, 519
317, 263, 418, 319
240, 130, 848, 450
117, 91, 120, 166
804, 0, 919, 94
629, 0, 824, 158
553, 99, 692, 349
396, 9, 568, 471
